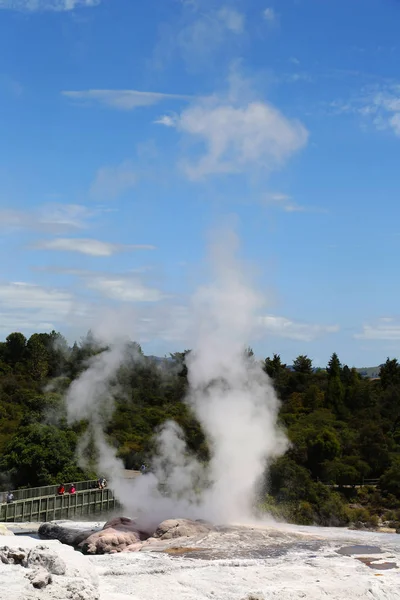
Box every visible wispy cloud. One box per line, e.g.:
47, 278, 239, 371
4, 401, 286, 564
154, 3, 245, 69
264, 193, 305, 212
263, 193, 326, 213
355, 317, 400, 340
217, 7, 244, 33
263, 7, 277, 23
0, 281, 80, 334
157, 92, 308, 179
0, 203, 103, 233
0, 0, 100, 11
154, 114, 176, 127
90, 160, 137, 201
62, 89, 189, 111
261, 315, 339, 342
35, 238, 156, 256
85, 274, 164, 303
332, 83, 400, 137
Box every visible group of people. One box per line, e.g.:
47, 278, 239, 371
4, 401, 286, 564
2, 476, 108, 505
57, 483, 76, 496
58, 478, 108, 495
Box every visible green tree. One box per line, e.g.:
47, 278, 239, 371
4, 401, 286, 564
293, 355, 313, 375
264, 354, 286, 379
5, 332, 27, 365
327, 353, 341, 378
0, 424, 86, 487
326, 353, 346, 417
380, 358, 400, 390
27, 334, 49, 381
379, 462, 400, 497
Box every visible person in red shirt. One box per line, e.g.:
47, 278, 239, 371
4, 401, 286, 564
57, 484, 65, 495
68, 484, 76, 494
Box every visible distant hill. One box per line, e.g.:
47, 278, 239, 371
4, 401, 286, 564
149, 355, 382, 379
356, 366, 382, 379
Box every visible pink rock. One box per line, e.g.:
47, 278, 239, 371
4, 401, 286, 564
153, 519, 213, 540
122, 542, 143, 553
78, 528, 141, 555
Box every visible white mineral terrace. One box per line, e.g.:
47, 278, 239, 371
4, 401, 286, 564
1, 520, 399, 600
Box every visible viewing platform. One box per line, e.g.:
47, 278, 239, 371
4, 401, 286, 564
0, 471, 141, 523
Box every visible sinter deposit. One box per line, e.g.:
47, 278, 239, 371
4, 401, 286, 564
1, 519, 400, 600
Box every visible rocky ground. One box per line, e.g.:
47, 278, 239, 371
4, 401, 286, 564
1, 519, 400, 599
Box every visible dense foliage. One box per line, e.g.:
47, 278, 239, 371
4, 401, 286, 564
0, 331, 399, 528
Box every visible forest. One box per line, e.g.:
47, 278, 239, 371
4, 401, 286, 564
0, 329, 399, 529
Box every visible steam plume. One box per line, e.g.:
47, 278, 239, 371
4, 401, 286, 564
65, 229, 287, 526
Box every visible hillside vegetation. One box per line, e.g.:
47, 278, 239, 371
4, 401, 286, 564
0, 330, 399, 528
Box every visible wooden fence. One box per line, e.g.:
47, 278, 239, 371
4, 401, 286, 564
0, 488, 117, 523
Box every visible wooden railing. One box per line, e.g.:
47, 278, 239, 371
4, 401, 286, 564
0, 487, 117, 523
1, 480, 99, 503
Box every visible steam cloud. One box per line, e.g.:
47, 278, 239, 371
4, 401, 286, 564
65, 229, 287, 527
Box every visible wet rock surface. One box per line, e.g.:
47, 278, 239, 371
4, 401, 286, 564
78, 517, 147, 555
153, 518, 214, 540
39, 522, 95, 546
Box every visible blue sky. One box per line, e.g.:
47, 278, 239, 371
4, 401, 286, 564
1, 0, 400, 367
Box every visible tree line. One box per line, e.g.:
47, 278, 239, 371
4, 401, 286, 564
0, 330, 399, 527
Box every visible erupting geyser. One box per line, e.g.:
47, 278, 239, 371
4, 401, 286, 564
65, 229, 287, 528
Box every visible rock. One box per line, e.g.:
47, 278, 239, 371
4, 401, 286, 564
0, 546, 26, 564
77, 516, 151, 555
122, 542, 144, 552
153, 518, 213, 540
78, 528, 141, 555
38, 522, 94, 547
47, 578, 100, 600
27, 567, 52, 589
23, 545, 66, 575
103, 516, 149, 540
63, 579, 100, 600
0, 524, 14, 536
241, 594, 265, 600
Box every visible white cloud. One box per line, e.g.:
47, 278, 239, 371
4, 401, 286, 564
260, 315, 339, 342
0, 203, 100, 233
154, 114, 177, 127
35, 238, 155, 256
85, 274, 163, 303
0, 282, 80, 333
263, 7, 276, 23
62, 89, 189, 111
217, 7, 244, 33
389, 112, 400, 136
0, 0, 100, 11
264, 193, 306, 212
335, 83, 400, 137
159, 97, 308, 179
168, 4, 245, 65
355, 318, 400, 340
90, 161, 137, 201
263, 193, 326, 213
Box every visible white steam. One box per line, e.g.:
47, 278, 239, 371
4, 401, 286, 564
65, 229, 287, 527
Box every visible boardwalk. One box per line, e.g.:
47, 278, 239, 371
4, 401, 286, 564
0, 471, 141, 523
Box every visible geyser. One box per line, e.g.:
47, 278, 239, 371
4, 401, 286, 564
65, 229, 287, 527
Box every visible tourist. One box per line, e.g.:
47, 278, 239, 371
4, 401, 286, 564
57, 483, 65, 495
97, 477, 107, 489
6, 491, 14, 504
68, 484, 76, 494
